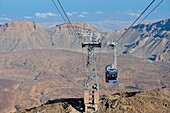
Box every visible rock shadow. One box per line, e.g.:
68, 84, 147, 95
45, 98, 84, 112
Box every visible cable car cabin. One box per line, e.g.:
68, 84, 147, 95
105, 65, 118, 83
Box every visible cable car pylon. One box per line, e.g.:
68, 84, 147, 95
81, 30, 102, 112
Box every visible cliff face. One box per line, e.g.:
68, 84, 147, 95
0, 19, 169, 61
52, 22, 98, 32
47, 22, 98, 48
0, 21, 98, 51
0, 21, 52, 52
122, 19, 170, 62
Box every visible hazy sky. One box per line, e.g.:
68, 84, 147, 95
0, 0, 169, 30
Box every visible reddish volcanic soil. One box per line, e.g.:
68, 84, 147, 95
0, 49, 169, 112
0, 79, 18, 113
16, 88, 170, 113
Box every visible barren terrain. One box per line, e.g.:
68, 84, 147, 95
0, 49, 169, 112
16, 88, 170, 113
0, 79, 18, 113
0, 19, 169, 112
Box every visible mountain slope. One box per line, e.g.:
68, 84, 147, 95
0, 19, 169, 61
0, 21, 52, 52
15, 88, 170, 113
0, 21, 98, 51
122, 19, 170, 61
47, 22, 98, 48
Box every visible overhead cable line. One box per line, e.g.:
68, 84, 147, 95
52, 0, 67, 23
126, 0, 164, 34
125, 0, 164, 38
116, 0, 156, 43
56, 0, 79, 38
138, 0, 164, 27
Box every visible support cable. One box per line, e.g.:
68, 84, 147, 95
129, 0, 164, 33
52, 0, 79, 39
56, 0, 79, 38
82, 47, 85, 72
52, 0, 67, 23
139, 0, 164, 26
116, 0, 156, 44
98, 48, 101, 71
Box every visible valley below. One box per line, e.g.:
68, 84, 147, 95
0, 49, 169, 113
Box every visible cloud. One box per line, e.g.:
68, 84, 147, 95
72, 12, 77, 15
128, 9, 132, 12
66, 11, 78, 16
81, 12, 88, 15
2, 14, 7, 16
127, 12, 140, 17
35, 12, 57, 19
78, 14, 86, 18
0, 17, 12, 21
24, 16, 32, 19
137, 10, 142, 13
96, 11, 104, 15
66, 12, 73, 16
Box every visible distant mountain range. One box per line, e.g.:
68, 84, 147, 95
122, 19, 170, 62
0, 19, 169, 62
0, 21, 97, 51
92, 18, 170, 62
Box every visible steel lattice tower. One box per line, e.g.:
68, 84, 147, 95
81, 32, 102, 112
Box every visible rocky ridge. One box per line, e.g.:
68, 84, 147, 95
0, 19, 170, 61
16, 88, 170, 113
122, 19, 170, 61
